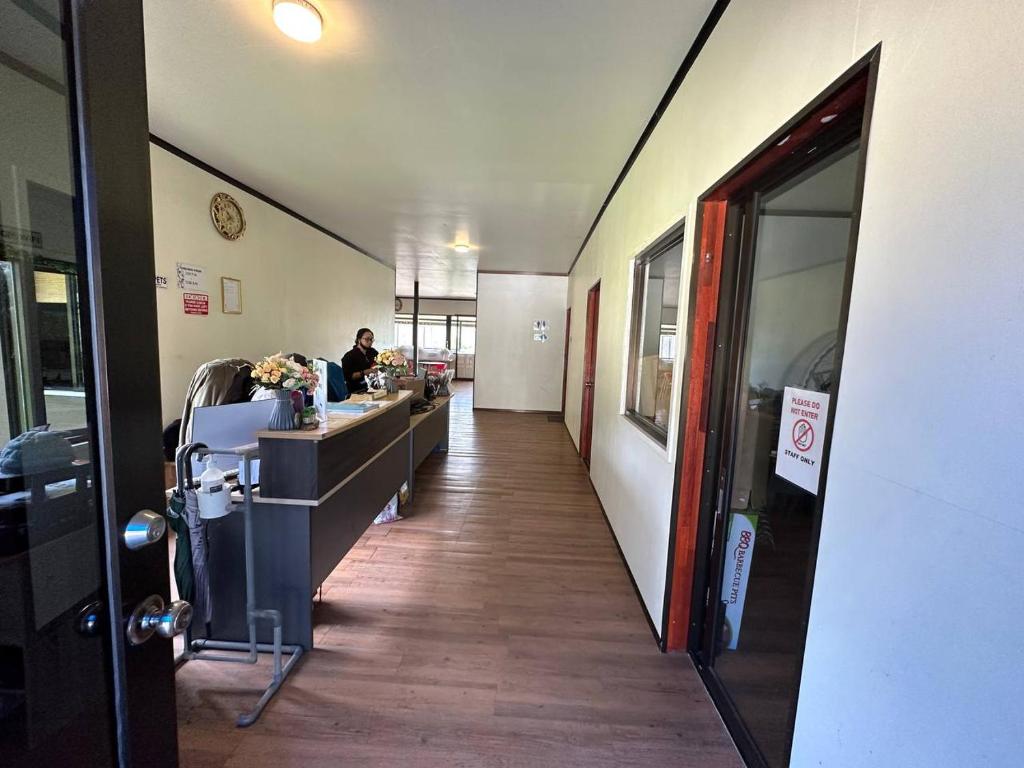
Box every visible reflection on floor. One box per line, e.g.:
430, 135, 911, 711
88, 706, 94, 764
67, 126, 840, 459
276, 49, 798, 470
175, 382, 740, 767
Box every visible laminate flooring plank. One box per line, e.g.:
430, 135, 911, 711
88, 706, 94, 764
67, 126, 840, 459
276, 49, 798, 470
176, 382, 740, 768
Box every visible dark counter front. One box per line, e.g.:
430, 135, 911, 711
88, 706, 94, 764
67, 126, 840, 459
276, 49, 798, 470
204, 392, 413, 649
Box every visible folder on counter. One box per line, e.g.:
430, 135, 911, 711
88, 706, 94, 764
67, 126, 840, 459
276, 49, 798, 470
328, 401, 380, 414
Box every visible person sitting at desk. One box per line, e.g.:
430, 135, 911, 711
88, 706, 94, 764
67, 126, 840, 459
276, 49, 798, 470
341, 328, 378, 394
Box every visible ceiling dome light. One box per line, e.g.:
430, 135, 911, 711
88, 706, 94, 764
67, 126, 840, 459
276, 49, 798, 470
454, 243, 470, 254
273, 0, 323, 43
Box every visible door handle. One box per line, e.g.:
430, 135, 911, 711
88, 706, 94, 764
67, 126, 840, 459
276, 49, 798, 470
584, 382, 593, 388
126, 594, 192, 645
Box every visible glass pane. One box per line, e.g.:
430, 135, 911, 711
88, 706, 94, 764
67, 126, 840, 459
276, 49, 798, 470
0, 1, 114, 764
417, 314, 448, 350
633, 242, 683, 431
455, 316, 475, 353
394, 313, 413, 347
713, 143, 861, 766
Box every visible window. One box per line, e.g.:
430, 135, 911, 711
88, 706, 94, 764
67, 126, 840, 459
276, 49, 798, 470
392, 313, 451, 350
394, 313, 414, 347
417, 314, 448, 349
625, 222, 685, 442
454, 315, 475, 353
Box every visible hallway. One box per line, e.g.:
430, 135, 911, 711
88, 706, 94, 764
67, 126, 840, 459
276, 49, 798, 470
175, 384, 740, 767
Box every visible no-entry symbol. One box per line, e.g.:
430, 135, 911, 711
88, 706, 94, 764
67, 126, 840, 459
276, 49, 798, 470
792, 419, 814, 452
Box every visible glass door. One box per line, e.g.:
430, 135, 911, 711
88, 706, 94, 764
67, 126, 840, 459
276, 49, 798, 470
2, 1, 180, 766
696, 138, 863, 767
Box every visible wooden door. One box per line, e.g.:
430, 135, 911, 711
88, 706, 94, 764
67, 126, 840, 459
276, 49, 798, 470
579, 283, 600, 467
560, 307, 571, 413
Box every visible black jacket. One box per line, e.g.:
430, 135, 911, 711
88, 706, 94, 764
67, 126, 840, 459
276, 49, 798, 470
341, 346, 377, 393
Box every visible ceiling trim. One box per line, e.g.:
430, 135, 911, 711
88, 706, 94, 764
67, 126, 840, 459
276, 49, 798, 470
567, 0, 731, 276
149, 134, 393, 271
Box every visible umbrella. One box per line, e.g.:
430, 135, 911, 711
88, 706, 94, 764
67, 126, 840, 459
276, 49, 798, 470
167, 443, 211, 626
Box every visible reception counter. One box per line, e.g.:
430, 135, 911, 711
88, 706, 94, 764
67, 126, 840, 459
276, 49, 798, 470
201, 391, 451, 649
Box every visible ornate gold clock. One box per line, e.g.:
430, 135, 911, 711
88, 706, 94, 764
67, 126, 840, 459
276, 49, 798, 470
210, 192, 246, 240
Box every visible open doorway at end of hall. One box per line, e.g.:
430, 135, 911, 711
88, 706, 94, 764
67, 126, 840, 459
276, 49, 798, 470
664, 48, 880, 768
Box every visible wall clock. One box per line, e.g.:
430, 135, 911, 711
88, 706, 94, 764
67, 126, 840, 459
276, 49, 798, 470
210, 192, 246, 241
395, 297, 404, 312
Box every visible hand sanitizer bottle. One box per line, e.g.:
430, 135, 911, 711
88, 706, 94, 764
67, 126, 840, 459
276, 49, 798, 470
197, 455, 231, 519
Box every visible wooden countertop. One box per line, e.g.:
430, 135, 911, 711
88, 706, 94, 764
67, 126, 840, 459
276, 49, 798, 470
255, 390, 413, 441
409, 393, 454, 430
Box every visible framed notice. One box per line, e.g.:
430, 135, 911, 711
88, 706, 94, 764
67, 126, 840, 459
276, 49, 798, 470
221, 276, 242, 314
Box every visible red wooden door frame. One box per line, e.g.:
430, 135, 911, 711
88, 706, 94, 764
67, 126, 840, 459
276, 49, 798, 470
664, 53, 876, 651
579, 283, 600, 466
561, 306, 571, 413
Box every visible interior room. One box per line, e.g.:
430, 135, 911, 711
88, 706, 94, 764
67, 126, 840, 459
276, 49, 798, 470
2, 2, 1022, 768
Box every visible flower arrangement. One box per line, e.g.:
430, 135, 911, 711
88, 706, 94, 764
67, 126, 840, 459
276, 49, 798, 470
374, 348, 408, 377
250, 353, 320, 392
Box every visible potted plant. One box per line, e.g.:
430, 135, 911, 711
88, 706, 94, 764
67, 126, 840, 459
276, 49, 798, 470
250, 353, 320, 430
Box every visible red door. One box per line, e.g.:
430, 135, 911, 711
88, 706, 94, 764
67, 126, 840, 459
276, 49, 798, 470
579, 283, 600, 467
561, 307, 571, 413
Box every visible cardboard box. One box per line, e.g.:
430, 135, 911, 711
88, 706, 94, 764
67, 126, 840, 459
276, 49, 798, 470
396, 377, 425, 400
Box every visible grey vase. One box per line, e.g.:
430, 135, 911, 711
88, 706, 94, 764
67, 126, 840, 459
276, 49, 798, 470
268, 389, 295, 430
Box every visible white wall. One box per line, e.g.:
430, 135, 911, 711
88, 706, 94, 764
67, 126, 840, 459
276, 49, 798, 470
564, 1, 1024, 765
151, 145, 395, 423
475, 273, 567, 411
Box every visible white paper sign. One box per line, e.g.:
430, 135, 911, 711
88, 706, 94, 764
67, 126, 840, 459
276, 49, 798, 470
155, 275, 169, 290
312, 359, 328, 422
176, 262, 207, 292
722, 512, 758, 650
775, 386, 830, 494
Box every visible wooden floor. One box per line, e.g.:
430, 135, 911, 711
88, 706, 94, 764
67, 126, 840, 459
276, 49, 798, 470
176, 382, 741, 767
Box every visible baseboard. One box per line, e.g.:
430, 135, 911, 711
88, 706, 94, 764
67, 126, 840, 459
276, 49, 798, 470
585, 475, 663, 649
472, 406, 561, 414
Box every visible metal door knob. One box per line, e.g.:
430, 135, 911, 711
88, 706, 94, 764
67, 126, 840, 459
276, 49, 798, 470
126, 594, 193, 645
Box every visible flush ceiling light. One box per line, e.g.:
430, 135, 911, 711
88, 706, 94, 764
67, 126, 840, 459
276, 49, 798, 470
454, 243, 471, 254
273, 0, 323, 43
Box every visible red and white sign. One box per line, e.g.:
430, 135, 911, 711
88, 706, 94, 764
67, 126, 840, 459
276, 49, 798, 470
183, 292, 209, 316
775, 386, 829, 494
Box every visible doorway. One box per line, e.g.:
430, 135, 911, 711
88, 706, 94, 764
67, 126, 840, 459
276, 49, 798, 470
579, 282, 600, 467
663, 52, 878, 768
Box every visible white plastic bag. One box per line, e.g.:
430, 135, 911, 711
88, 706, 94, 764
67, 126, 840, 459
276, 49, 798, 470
373, 492, 401, 525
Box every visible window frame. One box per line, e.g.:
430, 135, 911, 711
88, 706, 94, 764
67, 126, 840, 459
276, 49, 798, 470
624, 220, 686, 445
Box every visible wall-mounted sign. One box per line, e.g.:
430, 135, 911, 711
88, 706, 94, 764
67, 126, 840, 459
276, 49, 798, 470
183, 292, 209, 316
221, 276, 242, 314
176, 262, 207, 292
533, 319, 549, 342
0, 225, 42, 250
775, 386, 830, 494
155, 275, 169, 289
722, 512, 758, 650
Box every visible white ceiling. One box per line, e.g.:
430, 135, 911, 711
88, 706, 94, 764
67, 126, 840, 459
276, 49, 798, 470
143, 0, 716, 297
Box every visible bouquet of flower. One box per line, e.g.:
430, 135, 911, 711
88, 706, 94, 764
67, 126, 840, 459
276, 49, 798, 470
250, 353, 320, 392
375, 348, 408, 377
